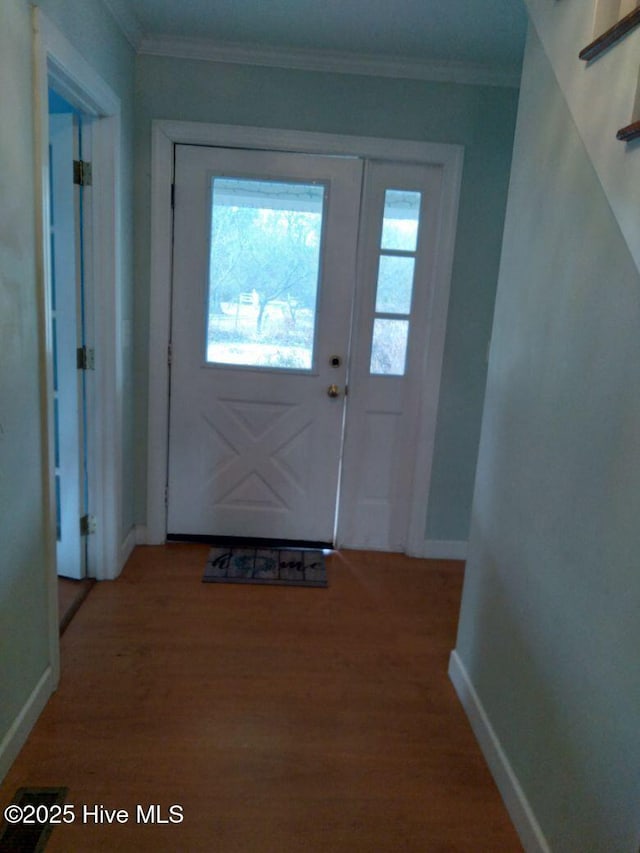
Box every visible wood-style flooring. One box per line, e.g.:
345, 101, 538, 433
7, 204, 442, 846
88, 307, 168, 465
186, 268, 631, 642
1, 545, 522, 852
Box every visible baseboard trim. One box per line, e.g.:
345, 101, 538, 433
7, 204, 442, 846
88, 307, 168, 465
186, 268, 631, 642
420, 539, 468, 560
448, 650, 551, 853
119, 526, 137, 571
135, 525, 148, 546
0, 667, 54, 783
119, 526, 149, 572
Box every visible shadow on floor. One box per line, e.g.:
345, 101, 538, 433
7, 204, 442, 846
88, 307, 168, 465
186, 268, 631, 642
57, 577, 95, 635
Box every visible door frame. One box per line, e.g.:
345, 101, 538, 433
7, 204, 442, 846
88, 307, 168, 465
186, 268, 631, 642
146, 120, 463, 556
33, 9, 124, 677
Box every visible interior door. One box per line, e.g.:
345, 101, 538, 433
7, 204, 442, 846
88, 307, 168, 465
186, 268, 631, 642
167, 145, 363, 542
49, 109, 86, 579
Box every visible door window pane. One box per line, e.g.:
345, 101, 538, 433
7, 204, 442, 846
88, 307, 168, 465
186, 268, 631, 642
380, 190, 421, 252
370, 319, 409, 376
375, 255, 415, 314
207, 178, 325, 370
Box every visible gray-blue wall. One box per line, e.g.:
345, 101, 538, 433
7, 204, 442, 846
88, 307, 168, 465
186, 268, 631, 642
455, 27, 640, 851
133, 55, 519, 543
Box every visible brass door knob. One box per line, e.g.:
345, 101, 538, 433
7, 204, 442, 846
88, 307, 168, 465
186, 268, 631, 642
327, 384, 341, 398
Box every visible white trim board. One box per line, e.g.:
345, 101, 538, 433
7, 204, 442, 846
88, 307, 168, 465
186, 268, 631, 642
36, 12, 120, 116
448, 650, 551, 853
0, 668, 55, 783
119, 525, 149, 569
120, 526, 137, 570
135, 525, 149, 546
138, 35, 521, 88
146, 121, 463, 547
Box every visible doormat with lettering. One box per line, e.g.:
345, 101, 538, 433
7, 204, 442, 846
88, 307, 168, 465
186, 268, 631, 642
203, 548, 327, 588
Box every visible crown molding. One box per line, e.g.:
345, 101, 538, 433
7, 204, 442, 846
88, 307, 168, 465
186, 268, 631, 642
138, 34, 522, 88
101, 0, 144, 49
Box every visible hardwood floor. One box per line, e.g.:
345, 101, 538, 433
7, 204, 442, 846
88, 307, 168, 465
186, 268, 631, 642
1, 546, 522, 851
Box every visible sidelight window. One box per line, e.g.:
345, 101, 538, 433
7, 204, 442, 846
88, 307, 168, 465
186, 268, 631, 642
369, 190, 422, 376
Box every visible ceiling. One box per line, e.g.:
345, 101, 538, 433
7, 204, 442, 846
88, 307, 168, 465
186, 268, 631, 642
107, 0, 527, 83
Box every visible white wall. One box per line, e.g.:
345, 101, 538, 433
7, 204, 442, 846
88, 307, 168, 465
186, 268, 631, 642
0, 0, 51, 759
526, 0, 640, 273
454, 24, 640, 852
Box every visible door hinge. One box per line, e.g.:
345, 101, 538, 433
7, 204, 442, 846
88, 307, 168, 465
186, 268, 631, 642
80, 514, 97, 536
164, 485, 169, 507
77, 346, 95, 371
73, 159, 92, 187
167, 342, 172, 367
171, 183, 175, 208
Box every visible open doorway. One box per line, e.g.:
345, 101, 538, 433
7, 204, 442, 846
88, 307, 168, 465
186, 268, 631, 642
48, 88, 89, 582
33, 8, 126, 667
48, 87, 96, 629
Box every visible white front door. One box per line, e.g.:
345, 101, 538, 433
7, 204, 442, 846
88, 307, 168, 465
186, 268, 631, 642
167, 145, 363, 542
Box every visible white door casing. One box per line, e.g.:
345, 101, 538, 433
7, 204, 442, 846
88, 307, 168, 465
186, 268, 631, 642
147, 121, 463, 554
33, 8, 124, 582
167, 145, 363, 541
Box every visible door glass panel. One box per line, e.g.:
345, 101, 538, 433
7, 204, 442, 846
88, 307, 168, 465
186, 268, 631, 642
375, 255, 415, 314
370, 318, 409, 376
207, 177, 325, 370
380, 190, 421, 252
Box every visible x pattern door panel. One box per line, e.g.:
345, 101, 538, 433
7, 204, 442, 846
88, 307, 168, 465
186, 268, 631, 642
200, 398, 313, 510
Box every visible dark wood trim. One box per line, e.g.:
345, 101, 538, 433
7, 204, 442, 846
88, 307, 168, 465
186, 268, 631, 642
579, 8, 640, 61
617, 120, 640, 142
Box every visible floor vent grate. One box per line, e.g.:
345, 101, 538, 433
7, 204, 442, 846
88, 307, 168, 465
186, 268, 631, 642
0, 787, 68, 852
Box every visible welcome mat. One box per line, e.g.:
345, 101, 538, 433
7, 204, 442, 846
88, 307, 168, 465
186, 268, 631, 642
203, 547, 327, 588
